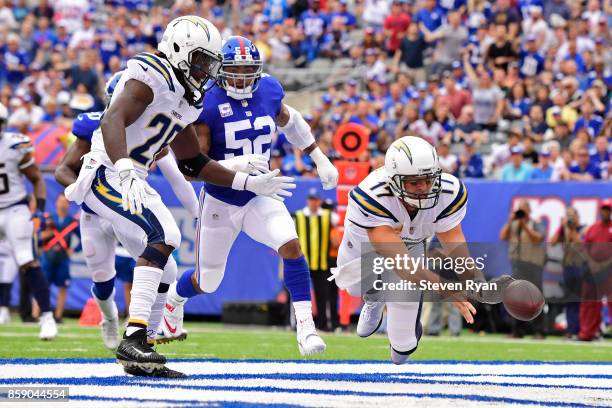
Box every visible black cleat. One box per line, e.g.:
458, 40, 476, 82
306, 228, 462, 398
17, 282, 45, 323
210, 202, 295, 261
116, 329, 166, 370
123, 365, 186, 378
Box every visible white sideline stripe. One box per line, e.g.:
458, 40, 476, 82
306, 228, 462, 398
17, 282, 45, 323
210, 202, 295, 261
3, 361, 612, 378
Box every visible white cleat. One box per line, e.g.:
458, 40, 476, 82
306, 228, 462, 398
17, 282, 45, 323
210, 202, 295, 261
0, 306, 10, 324
101, 317, 120, 349
390, 346, 410, 365
357, 297, 385, 338
39, 312, 58, 340
158, 302, 187, 344
296, 316, 326, 356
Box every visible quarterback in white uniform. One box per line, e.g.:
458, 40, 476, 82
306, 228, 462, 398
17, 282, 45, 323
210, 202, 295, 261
333, 136, 510, 364
0, 103, 57, 340
64, 16, 294, 376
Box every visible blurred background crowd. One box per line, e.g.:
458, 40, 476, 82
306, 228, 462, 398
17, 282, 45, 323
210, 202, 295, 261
0, 0, 610, 180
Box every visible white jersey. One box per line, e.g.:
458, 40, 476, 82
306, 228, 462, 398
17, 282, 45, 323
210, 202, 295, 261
0, 132, 34, 208
338, 168, 468, 266
90, 52, 202, 178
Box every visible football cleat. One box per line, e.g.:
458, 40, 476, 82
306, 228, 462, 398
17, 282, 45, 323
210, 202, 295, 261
101, 317, 120, 349
116, 329, 166, 370
296, 316, 326, 356
0, 306, 10, 324
160, 301, 186, 342
39, 312, 58, 340
155, 325, 188, 345
357, 294, 385, 337
123, 364, 186, 378
390, 345, 411, 365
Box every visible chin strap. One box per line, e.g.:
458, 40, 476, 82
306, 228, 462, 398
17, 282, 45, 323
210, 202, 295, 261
225, 85, 253, 100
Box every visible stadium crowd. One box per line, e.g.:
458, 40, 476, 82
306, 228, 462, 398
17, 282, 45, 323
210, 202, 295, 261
0, 0, 610, 180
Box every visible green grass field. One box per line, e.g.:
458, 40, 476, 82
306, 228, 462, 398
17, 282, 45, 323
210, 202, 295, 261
1, 318, 611, 361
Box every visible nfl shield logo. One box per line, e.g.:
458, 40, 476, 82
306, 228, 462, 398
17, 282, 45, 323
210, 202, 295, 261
219, 103, 233, 118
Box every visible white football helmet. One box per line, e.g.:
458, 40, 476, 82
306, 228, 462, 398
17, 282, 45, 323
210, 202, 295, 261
0, 102, 7, 134
384, 136, 442, 209
158, 16, 223, 95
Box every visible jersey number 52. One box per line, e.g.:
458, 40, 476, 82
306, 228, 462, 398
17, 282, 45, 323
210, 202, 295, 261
223, 116, 275, 159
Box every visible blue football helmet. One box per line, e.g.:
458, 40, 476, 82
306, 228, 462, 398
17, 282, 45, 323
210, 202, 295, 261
219, 36, 263, 99
104, 70, 123, 100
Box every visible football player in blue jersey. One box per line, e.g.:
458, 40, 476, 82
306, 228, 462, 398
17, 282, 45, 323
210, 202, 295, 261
161, 36, 339, 356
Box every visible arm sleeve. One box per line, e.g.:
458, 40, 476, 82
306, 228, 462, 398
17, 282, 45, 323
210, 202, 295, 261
156, 153, 200, 218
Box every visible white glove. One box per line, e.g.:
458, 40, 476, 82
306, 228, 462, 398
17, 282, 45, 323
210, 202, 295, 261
115, 158, 148, 215
233, 169, 296, 201
310, 147, 338, 190
219, 154, 270, 175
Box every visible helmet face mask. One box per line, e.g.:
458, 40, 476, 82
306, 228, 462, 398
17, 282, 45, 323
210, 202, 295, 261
180, 48, 222, 92
389, 172, 442, 209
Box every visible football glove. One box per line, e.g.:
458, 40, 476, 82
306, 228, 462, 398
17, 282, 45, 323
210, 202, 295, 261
115, 158, 148, 215
219, 154, 269, 175
244, 169, 296, 201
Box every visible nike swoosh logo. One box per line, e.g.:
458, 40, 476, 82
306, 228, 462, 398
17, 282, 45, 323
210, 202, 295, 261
164, 317, 177, 334
139, 64, 148, 71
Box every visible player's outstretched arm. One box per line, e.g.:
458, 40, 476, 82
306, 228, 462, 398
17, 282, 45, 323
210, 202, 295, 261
276, 103, 338, 189
54, 138, 91, 187
171, 125, 296, 201
20, 154, 46, 216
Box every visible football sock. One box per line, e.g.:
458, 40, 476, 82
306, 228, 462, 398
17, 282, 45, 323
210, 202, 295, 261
283, 256, 312, 302
293, 300, 314, 322
92, 278, 115, 300
91, 285, 118, 321
0, 283, 10, 307
24, 266, 51, 313
126, 266, 163, 335
174, 268, 198, 301
147, 291, 167, 341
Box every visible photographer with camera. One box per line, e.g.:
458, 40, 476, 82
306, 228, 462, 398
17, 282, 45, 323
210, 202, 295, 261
550, 207, 585, 340
500, 200, 546, 338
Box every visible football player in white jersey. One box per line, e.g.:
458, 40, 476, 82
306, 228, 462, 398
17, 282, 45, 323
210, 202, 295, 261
0, 103, 57, 340
332, 136, 511, 364
0, 238, 18, 324
64, 16, 294, 375
57, 71, 271, 360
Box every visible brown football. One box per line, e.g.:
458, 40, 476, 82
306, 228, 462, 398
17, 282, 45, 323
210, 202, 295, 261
502, 280, 544, 321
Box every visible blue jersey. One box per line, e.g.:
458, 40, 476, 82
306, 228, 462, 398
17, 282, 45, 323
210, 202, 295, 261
72, 111, 103, 143
198, 74, 285, 206
71, 111, 103, 215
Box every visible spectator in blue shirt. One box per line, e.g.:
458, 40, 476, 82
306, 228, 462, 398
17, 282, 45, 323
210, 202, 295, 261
328, 0, 356, 29
574, 99, 604, 137
590, 136, 610, 175
414, 0, 444, 32
264, 0, 291, 26
458, 139, 484, 178
565, 146, 601, 181
33, 16, 57, 49
4, 33, 29, 88
299, 0, 327, 62
530, 149, 553, 180
519, 35, 545, 78
500, 146, 533, 181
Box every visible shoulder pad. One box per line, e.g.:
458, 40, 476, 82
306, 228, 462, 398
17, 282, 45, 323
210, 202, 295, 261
128, 52, 176, 93
8, 133, 33, 153
435, 173, 468, 222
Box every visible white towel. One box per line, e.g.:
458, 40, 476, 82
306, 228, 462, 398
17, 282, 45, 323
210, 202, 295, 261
64, 152, 105, 204
328, 257, 363, 290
